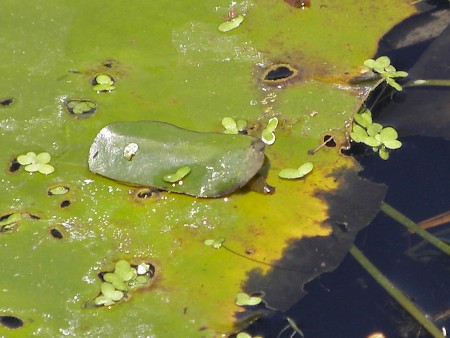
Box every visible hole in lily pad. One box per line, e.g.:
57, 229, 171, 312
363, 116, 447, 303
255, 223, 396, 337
284, 0, 311, 8
9, 159, 20, 173
324, 135, 337, 147
0, 315, 23, 329
262, 64, 298, 84
0, 212, 39, 234
91, 261, 156, 307
47, 185, 70, 196
103, 61, 113, 68
60, 200, 71, 208
0, 98, 14, 107
50, 228, 63, 239
133, 188, 162, 200
65, 99, 97, 118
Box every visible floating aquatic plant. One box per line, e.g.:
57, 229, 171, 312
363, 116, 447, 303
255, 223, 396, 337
162, 166, 191, 183
363, 56, 408, 91
67, 100, 96, 115
17, 152, 54, 175
92, 74, 115, 92
235, 292, 262, 306
221, 117, 247, 134
48, 186, 70, 196
261, 117, 278, 145
94, 282, 125, 306
94, 260, 152, 307
218, 15, 244, 32
350, 108, 402, 160
236, 333, 263, 338
279, 162, 313, 179
204, 237, 225, 249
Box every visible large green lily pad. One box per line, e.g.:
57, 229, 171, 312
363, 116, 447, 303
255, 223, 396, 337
0, 0, 414, 336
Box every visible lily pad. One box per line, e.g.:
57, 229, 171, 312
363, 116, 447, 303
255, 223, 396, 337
0, 0, 414, 336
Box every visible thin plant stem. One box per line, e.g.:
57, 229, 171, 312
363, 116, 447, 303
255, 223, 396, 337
403, 79, 450, 88
349, 245, 445, 338
380, 202, 450, 256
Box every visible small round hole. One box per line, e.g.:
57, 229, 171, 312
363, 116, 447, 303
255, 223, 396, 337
60, 200, 71, 208
0, 316, 23, 329
50, 228, 63, 239
0, 98, 14, 107
284, 0, 311, 8
134, 188, 161, 200
323, 135, 337, 147
9, 159, 20, 173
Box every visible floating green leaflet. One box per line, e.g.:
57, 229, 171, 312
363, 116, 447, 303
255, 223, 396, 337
163, 166, 191, 183
235, 293, 262, 306
261, 117, 278, 145
218, 15, 244, 32
17, 152, 54, 175
350, 109, 402, 160
363, 56, 408, 91
204, 237, 225, 249
279, 162, 314, 180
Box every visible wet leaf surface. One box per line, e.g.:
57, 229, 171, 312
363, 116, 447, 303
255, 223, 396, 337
0, 0, 414, 336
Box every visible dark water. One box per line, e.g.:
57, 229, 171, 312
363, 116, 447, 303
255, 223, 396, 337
248, 136, 450, 338
248, 3, 450, 337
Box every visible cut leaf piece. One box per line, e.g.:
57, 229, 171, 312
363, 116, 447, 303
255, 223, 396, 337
88, 121, 265, 197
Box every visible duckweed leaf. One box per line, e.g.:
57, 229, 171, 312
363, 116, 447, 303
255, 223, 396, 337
48, 186, 70, 195
17, 152, 54, 175
96, 75, 113, 85
163, 166, 191, 183
222, 117, 238, 134
367, 123, 383, 137
204, 237, 225, 249
350, 124, 368, 143
363, 136, 382, 147
383, 139, 402, 149
114, 260, 135, 282
103, 273, 128, 291
353, 112, 372, 128
218, 15, 244, 32
261, 129, 276, 145
379, 146, 390, 160
385, 77, 402, 91
379, 127, 398, 141
101, 282, 124, 302
266, 117, 278, 132
235, 293, 262, 306
279, 162, 313, 180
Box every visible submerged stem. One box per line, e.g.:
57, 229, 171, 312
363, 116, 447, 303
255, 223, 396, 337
380, 202, 450, 257
349, 245, 445, 338
404, 79, 450, 88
